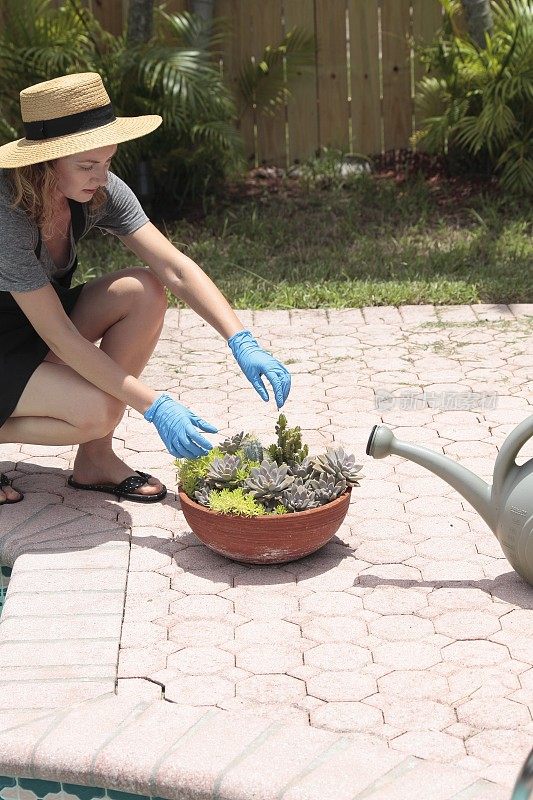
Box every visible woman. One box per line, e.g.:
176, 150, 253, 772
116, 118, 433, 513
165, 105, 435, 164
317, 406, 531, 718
0, 72, 290, 505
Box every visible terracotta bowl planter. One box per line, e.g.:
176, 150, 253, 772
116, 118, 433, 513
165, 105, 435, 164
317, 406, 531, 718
178, 486, 352, 564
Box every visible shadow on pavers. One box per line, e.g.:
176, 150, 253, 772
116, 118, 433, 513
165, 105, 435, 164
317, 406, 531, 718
357, 572, 533, 610
0, 462, 358, 586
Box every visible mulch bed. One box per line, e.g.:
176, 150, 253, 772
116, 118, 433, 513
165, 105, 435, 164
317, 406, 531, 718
228, 149, 498, 205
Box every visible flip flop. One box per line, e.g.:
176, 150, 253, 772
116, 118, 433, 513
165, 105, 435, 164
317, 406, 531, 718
0, 473, 24, 504
67, 470, 167, 504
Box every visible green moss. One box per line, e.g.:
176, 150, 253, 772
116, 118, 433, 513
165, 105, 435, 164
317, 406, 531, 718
176, 447, 223, 497
235, 458, 260, 483
208, 488, 267, 516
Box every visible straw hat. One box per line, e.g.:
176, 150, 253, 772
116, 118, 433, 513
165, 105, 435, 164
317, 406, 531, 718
0, 72, 162, 168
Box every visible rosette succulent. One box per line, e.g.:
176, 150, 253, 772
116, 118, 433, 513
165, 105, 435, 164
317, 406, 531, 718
205, 454, 242, 489
244, 460, 294, 504
194, 484, 211, 506
281, 482, 319, 512
289, 456, 315, 480
309, 472, 347, 503
219, 432, 245, 454
219, 432, 263, 462
311, 447, 363, 486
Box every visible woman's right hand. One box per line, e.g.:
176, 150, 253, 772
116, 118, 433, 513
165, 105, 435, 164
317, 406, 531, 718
143, 394, 218, 459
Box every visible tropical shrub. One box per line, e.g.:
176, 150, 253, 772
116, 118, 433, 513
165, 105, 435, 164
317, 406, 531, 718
0, 0, 242, 211
0, 0, 315, 212
413, 0, 533, 193
176, 414, 363, 517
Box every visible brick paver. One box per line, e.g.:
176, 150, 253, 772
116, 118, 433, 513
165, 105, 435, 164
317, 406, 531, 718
0, 304, 532, 799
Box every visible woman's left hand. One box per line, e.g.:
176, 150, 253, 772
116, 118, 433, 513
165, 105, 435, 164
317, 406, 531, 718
228, 329, 291, 409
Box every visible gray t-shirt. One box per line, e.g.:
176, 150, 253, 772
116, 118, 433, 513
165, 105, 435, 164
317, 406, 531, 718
0, 170, 148, 293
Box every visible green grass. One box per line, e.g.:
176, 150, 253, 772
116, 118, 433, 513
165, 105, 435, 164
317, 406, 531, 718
77, 173, 533, 308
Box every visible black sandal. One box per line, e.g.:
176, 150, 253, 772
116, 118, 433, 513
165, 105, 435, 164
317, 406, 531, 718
67, 470, 167, 504
0, 473, 24, 505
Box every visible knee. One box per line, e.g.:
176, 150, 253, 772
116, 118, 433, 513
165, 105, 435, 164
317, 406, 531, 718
124, 268, 167, 320
79, 396, 124, 441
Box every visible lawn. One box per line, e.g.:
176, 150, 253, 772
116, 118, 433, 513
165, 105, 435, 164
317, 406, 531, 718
77, 169, 533, 308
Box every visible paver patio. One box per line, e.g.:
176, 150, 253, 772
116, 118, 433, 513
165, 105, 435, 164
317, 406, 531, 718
0, 303, 532, 800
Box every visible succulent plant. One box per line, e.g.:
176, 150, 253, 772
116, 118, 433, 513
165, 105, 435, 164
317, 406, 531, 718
281, 482, 320, 512
176, 450, 214, 497
309, 472, 347, 503
244, 460, 294, 504
207, 488, 265, 516
178, 414, 363, 516
205, 454, 242, 489
241, 436, 264, 463
267, 414, 309, 467
288, 456, 315, 479
219, 432, 245, 454
311, 447, 363, 486
194, 484, 212, 506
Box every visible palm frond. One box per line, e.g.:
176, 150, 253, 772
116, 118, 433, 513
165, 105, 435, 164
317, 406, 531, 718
192, 120, 242, 150
237, 27, 315, 117
412, 0, 533, 191
0, 0, 100, 139
0, 115, 19, 142
497, 136, 533, 192
155, 7, 228, 53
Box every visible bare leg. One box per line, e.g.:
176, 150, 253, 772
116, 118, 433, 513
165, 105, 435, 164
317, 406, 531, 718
0, 365, 119, 503
2, 365, 120, 445
67, 269, 167, 495
3, 268, 168, 500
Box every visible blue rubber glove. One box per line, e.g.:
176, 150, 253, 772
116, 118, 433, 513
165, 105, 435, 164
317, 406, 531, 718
228, 329, 291, 409
144, 394, 218, 459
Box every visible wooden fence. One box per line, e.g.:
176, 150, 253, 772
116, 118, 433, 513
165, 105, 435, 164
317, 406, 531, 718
87, 1, 444, 166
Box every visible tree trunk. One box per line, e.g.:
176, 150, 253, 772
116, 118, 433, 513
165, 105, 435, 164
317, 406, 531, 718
460, 0, 493, 48
126, 0, 154, 46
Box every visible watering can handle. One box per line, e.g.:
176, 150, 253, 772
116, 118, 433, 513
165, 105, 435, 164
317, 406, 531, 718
492, 414, 533, 500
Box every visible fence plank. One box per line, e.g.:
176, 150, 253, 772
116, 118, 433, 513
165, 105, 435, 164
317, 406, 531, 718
284, 0, 318, 165
348, 0, 381, 155
162, 0, 189, 13
80, 0, 441, 162
247, 0, 286, 166
381, 0, 412, 151
412, 0, 443, 132
88, 0, 124, 35
314, 0, 350, 152
216, 0, 255, 165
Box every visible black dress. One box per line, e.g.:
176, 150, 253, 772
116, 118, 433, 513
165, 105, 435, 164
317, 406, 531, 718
0, 199, 86, 428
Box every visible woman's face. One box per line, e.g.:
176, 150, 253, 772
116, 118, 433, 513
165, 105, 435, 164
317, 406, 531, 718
53, 144, 117, 203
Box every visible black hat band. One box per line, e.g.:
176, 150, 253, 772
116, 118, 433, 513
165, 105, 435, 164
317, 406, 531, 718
23, 103, 116, 141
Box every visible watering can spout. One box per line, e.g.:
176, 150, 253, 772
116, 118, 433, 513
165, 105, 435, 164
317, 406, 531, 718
366, 425, 495, 531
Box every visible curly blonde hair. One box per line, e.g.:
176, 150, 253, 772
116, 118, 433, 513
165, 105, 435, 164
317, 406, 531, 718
6, 162, 106, 239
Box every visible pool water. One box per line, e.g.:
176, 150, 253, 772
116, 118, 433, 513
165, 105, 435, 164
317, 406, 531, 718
0, 777, 167, 800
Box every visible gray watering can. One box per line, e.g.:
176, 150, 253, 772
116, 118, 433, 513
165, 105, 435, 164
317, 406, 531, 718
366, 415, 533, 587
